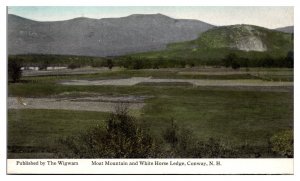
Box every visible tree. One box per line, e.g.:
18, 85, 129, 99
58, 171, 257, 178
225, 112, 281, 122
286, 51, 294, 68
263, 55, 274, 67
231, 59, 240, 69
107, 59, 113, 70
38, 60, 49, 70
189, 62, 195, 68
120, 56, 132, 69
68, 62, 80, 69
133, 59, 143, 69
8, 59, 22, 83
179, 60, 186, 68
153, 62, 160, 69
223, 53, 237, 68
225, 53, 241, 69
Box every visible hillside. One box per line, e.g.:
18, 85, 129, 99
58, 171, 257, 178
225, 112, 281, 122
7, 14, 214, 56
129, 24, 293, 63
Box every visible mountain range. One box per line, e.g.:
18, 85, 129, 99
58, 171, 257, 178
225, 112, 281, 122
7, 14, 293, 57
7, 14, 214, 56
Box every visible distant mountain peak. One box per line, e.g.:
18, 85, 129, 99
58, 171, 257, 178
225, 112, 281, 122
275, 26, 294, 33
123, 13, 175, 22
68, 17, 98, 23
127, 13, 171, 18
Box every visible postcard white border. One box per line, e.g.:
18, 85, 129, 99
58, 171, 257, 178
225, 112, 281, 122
1, 0, 299, 179
7, 159, 294, 174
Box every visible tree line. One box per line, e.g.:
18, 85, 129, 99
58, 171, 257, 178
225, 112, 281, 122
8, 51, 293, 83
223, 51, 294, 69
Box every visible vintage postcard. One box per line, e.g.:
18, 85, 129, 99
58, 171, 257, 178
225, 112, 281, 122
6, 6, 294, 174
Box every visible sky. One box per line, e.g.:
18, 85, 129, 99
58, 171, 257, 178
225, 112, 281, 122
8, 6, 294, 29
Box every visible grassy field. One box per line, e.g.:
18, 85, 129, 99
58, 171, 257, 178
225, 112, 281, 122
7, 67, 293, 158
8, 109, 108, 158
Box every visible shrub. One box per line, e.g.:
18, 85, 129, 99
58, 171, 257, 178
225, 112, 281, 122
162, 120, 230, 158
57, 104, 160, 158
56, 109, 289, 158
163, 119, 178, 147
270, 130, 293, 158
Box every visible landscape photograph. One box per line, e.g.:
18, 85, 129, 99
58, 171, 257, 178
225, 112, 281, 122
7, 6, 294, 159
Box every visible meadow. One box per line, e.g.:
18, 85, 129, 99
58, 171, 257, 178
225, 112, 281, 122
7, 67, 293, 158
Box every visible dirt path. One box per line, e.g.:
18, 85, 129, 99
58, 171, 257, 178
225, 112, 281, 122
22, 67, 117, 77
8, 96, 146, 112
60, 77, 293, 87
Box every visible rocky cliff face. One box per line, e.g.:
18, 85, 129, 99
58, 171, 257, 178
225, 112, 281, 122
235, 36, 267, 52
233, 25, 267, 52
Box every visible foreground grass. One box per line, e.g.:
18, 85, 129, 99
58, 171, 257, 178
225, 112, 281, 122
8, 86, 293, 157
142, 88, 293, 148
8, 109, 108, 158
